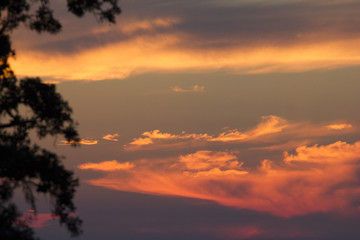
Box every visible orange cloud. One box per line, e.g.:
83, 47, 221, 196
124, 116, 358, 151
78, 160, 134, 171
128, 137, 154, 146
43, 80, 60, 84
102, 133, 120, 141
209, 115, 288, 142
124, 116, 294, 151
171, 85, 205, 92
84, 141, 360, 217
180, 150, 241, 171
10, 34, 360, 81
141, 130, 209, 140
58, 139, 98, 145
284, 141, 360, 164
124, 129, 210, 151
125, 116, 286, 151
189, 168, 248, 177
327, 123, 353, 130
249, 140, 312, 151
120, 17, 181, 35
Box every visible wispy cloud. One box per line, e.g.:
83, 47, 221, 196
327, 123, 352, 130
78, 160, 134, 171
18, 210, 59, 228
120, 17, 181, 35
12, 36, 360, 81
124, 116, 355, 151
171, 85, 205, 92
30, 214, 58, 228
102, 133, 120, 141
208, 116, 288, 142
124, 129, 210, 151
92, 17, 181, 35
58, 139, 98, 145
43, 80, 60, 85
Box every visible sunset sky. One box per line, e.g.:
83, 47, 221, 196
11, 0, 360, 239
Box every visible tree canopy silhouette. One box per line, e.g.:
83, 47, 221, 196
0, 0, 121, 239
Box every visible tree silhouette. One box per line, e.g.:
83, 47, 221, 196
0, 0, 121, 239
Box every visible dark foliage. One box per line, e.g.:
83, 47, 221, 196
0, 0, 121, 239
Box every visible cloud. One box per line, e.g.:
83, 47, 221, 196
30, 214, 58, 228
128, 137, 154, 146
102, 133, 120, 141
18, 210, 59, 228
120, 17, 181, 35
58, 139, 98, 145
172, 85, 205, 92
83, 141, 360, 217
91, 17, 181, 35
179, 150, 240, 170
10, 0, 360, 81
141, 130, 207, 140
179, 151, 247, 177
124, 116, 358, 151
249, 140, 312, 151
124, 116, 287, 151
327, 123, 353, 130
11, 35, 360, 81
124, 129, 210, 151
283, 141, 360, 164
209, 116, 288, 142
43, 80, 60, 84
78, 160, 134, 171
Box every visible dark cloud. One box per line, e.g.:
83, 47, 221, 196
13, 0, 360, 54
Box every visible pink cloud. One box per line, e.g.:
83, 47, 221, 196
18, 210, 59, 228
84, 141, 360, 217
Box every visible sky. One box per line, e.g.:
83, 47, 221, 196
10, 0, 360, 239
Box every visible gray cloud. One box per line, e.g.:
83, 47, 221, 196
13, 0, 360, 54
